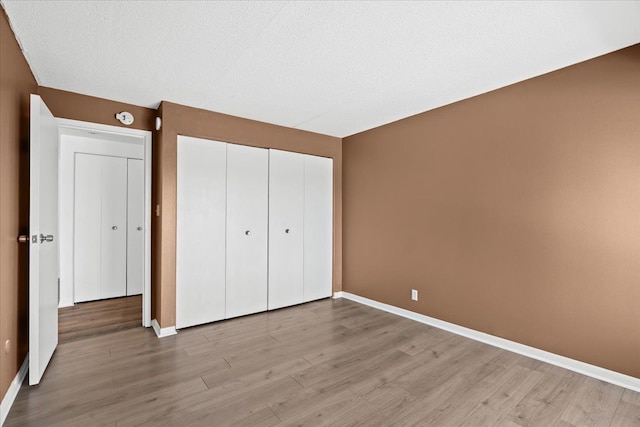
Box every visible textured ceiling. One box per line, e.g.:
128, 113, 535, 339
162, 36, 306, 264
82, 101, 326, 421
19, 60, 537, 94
3, 1, 640, 137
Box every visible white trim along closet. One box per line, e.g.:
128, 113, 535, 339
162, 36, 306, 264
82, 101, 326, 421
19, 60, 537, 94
176, 135, 333, 329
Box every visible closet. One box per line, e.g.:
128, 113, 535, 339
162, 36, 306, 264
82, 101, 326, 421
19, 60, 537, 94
225, 144, 269, 318
74, 153, 144, 302
268, 150, 304, 310
175, 138, 227, 327
268, 150, 333, 309
126, 158, 145, 296
176, 136, 333, 329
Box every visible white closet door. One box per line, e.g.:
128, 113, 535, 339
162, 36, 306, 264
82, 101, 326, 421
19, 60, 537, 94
176, 136, 227, 329
74, 154, 127, 302
74, 154, 102, 302
268, 149, 304, 310
303, 155, 333, 301
226, 143, 268, 318
127, 158, 144, 296
100, 155, 128, 299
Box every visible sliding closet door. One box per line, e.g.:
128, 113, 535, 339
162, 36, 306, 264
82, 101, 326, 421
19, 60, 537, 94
268, 149, 304, 310
176, 136, 227, 328
74, 153, 103, 302
100, 155, 128, 299
303, 155, 333, 301
126, 158, 144, 296
226, 144, 268, 318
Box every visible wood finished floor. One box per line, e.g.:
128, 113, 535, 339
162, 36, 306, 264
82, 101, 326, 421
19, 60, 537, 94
7, 298, 640, 426
58, 295, 142, 344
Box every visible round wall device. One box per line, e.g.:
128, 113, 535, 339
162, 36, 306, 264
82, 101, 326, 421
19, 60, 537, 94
115, 111, 134, 126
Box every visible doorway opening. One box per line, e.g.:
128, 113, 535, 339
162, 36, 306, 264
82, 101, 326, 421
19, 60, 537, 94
57, 119, 152, 339
58, 295, 142, 344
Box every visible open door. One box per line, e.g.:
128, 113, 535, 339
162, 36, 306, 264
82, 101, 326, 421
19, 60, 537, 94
29, 94, 59, 385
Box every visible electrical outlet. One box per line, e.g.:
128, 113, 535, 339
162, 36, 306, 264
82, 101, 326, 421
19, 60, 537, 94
411, 289, 418, 301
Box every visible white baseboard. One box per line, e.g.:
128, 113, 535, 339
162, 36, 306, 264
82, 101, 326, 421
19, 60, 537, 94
1, 355, 28, 426
332, 291, 344, 299
336, 292, 640, 393
151, 319, 177, 338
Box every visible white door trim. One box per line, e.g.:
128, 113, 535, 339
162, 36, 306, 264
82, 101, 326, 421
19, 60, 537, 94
57, 118, 152, 328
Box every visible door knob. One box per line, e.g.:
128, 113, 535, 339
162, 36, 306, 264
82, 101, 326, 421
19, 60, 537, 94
112, 226, 118, 230
17, 235, 29, 244
137, 227, 143, 231
245, 230, 251, 236
39, 234, 54, 243
285, 229, 290, 234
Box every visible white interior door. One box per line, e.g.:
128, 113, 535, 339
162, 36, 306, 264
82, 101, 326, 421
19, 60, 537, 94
226, 143, 268, 318
268, 149, 304, 310
176, 136, 227, 328
303, 155, 333, 301
29, 94, 59, 385
126, 158, 144, 296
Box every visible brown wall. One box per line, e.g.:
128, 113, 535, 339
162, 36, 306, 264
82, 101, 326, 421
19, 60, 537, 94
38, 87, 156, 132
0, 8, 37, 401
343, 45, 640, 378
154, 101, 342, 328
151, 103, 164, 322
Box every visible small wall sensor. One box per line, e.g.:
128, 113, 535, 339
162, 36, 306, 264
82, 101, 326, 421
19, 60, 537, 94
115, 111, 134, 126
155, 117, 162, 131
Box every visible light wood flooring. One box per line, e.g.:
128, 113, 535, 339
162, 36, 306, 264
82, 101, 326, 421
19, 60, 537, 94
6, 298, 640, 426
58, 295, 142, 344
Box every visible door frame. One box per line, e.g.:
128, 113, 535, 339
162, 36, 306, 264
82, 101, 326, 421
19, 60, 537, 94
57, 118, 152, 327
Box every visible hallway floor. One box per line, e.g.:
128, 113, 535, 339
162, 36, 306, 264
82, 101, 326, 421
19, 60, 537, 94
58, 295, 142, 344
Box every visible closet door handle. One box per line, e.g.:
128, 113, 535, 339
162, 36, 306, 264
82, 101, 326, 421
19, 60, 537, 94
112, 226, 118, 230
285, 229, 290, 234
245, 230, 251, 236
39, 234, 54, 243
137, 227, 143, 231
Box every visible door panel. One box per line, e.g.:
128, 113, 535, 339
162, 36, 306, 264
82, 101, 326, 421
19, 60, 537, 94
226, 143, 268, 318
268, 149, 304, 310
73, 154, 102, 302
74, 154, 127, 302
176, 136, 227, 328
126, 158, 144, 296
303, 155, 333, 301
29, 94, 59, 385
100, 156, 128, 299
